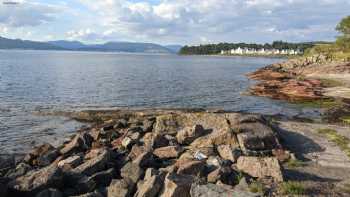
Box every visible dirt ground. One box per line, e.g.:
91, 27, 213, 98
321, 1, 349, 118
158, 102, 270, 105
276, 120, 350, 196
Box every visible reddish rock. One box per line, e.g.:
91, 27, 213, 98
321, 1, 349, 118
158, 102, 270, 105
153, 146, 183, 159
176, 160, 205, 176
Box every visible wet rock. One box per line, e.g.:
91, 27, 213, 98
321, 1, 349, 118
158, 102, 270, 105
74, 175, 96, 194
58, 155, 82, 169
8, 163, 63, 195
176, 125, 205, 145
60, 132, 94, 155
190, 183, 259, 197
72, 149, 110, 176
5, 162, 32, 179
160, 173, 194, 197
237, 156, 283, 182
153, 146, 183, 159
176, 160, 205, 176
236, 122, 280, 155
120, 162, 144, 185
107, 179, 133, 197
35, 188, 63, 197
216, 145, 240, 163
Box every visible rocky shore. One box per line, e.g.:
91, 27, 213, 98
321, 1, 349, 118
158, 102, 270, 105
248, 55, 350, 102
0, 109, 306, 197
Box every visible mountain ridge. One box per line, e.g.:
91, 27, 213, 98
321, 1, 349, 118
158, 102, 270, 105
0, 36, 181, 54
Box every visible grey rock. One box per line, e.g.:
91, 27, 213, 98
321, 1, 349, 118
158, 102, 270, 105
236, 122, 280, 155
190, 183, 260, 197
237, 156, 283, 182
70, 191, 104, 197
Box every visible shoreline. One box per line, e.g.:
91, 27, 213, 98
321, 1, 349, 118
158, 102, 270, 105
1, 108, 350, 196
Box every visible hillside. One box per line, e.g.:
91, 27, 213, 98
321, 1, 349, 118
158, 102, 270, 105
0, 37, 63, 50
0, 37, 177, 54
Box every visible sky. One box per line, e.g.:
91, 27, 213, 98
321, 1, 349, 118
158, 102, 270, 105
0, 0, 349, 45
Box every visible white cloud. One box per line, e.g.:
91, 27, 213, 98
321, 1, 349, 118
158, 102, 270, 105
2, 0, 350, 43
0, 1, 61, 27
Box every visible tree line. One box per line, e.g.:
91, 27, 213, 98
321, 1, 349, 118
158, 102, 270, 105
179, 41, 318, 55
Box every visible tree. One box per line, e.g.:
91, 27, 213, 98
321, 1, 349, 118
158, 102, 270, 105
336, 16, 350, 50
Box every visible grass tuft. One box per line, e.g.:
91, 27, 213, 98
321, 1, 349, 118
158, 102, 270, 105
286, 159, 306, 169
279, 181, 306, 195
318, 128, 350, 158
249, 181, 265, 194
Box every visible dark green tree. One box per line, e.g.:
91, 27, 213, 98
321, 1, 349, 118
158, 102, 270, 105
336, 16, 350, 50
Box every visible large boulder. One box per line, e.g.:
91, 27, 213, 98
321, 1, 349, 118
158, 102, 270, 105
8, 163, 63, 195
237, 156, 283, 182
160, 173, 194, 197
57, 155, 82, 169
190, 183, 259, 197
72, 149, 110, 176
176, 125, 205, 145
236, 121, 280, 155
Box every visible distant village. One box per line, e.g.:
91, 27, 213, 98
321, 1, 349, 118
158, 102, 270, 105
220, 47, 303, 56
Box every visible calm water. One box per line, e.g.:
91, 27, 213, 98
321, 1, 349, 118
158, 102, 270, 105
0, 50, 308, 153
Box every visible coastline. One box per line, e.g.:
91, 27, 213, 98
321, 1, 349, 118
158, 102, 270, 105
1, 56, 350, 196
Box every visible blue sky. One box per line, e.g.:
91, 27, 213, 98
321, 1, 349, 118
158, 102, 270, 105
0, 0, 349, 45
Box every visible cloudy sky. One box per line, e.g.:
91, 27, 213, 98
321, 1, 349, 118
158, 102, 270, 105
0, 0, 349, 45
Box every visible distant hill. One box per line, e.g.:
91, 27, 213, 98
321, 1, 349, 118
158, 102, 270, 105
79, 42, 173, 53
0, 37, 63, 50
0, 36, 178, 54
164, 45, 183, 53
48, 40, 87, 50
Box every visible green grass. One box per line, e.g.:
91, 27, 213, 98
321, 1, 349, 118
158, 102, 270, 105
318, 128, 350, 157
286, 159, 306, 169
296, 98, 341, 109
340, 116, 350, 125
341, 183, 350, 194
249, 181, 265, 194
279, 181, 306, 195
320, 78, 344, 88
